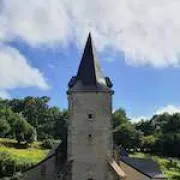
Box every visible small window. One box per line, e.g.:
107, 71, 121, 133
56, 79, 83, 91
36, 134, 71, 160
88, 114, 93, 119
88, 113, 95, 120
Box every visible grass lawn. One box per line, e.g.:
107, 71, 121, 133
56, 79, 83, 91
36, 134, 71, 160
130, 152, 180, 180
0, 138, 49, 164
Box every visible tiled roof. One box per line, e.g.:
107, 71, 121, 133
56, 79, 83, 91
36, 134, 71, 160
120, 156, 167, 179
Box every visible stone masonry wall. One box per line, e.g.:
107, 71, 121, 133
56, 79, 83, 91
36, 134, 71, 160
67, 91, 114, 180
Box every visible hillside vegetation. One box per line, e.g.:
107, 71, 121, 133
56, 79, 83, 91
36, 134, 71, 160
0, 97, 180, 179
0, 138, 49, 163
0, 138, 49, 178
0, 97, 180, 158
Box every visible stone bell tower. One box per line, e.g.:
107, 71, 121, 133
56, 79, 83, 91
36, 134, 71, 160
67, 34, 124, 180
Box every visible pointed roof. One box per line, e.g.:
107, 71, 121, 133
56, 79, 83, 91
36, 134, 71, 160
68, 33, 113, 91
76, 33, 106, 86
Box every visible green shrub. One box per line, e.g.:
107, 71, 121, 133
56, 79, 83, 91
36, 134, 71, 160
0, 151, 34, 178
41, 139, 54, 149
10, 172, 24, 180
0, 151, 16, 178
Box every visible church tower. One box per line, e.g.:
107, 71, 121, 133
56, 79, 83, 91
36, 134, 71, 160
22, 34, 167, 180
67, 34, 121, 180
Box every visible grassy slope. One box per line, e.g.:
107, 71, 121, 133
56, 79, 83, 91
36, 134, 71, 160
130, 152, 180, 180
1, 139, 180, 179
0, 138, 49, 165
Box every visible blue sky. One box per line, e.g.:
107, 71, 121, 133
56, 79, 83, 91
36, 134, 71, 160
7, 39, 180, 120
1, 0, 180, 121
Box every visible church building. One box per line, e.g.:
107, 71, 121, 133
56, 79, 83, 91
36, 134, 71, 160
23, 34, 167, 180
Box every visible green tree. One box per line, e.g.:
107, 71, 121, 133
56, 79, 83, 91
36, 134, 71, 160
22, 96, 53, 139
113, 108, 129, 128
0, 119, 11, 137
0, 96, 67, 141
114, 123, 137, 149
8, 99, 24, 114
54, 109, 68, 141
162, 113, 180, 133
113, 108, 142, 150
8, 113, 33, 144
142, 135, 157, 152
159, 133, 180, 157
151, 113, 171, 131
24, 125, 36, 143
135, 119, 155, 136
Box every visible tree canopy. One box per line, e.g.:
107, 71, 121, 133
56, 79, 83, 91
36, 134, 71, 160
0, 97, 67, 144
0, 97, 179, 157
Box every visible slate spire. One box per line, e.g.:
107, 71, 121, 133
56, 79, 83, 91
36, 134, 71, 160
68, 33, 113, 90
76, 33, 105, 85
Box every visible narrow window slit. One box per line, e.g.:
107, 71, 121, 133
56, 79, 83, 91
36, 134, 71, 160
88, 114, 93, 119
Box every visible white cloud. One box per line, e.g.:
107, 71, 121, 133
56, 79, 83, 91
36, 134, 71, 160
48, 64, 56, 68
1, 0, 180, 67
0, 90, 11, 99
155, 105, 180, 115
130, 116, 150, 123
130, 105, 180, 122
0, 44, 49, 98
0, 0, 71, 47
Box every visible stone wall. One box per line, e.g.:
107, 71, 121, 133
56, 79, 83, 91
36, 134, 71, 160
67, 91, 114, 180
23, 155, 57, 180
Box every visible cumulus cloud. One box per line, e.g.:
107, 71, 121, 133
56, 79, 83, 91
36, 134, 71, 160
0, 0, 71, 46
0, 90, 11, 99
130, 116, 150, 123
130, 105, 180, 122
155, 105, 180, 115
0, 44, 49, 98
1, 0, 180, 67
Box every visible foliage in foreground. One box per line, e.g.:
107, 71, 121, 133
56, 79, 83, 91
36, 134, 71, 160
0, 172, 24, 180
0, 139, 49, 178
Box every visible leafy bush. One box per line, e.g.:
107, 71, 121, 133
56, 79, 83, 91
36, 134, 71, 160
41, 139, 54, 149
24, 126, 36, 144
9, 173, 24, 180
0, 150, 37, 178
0, 151, 16, 178
1, 172, 24, 180
0, 119, 11, 138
